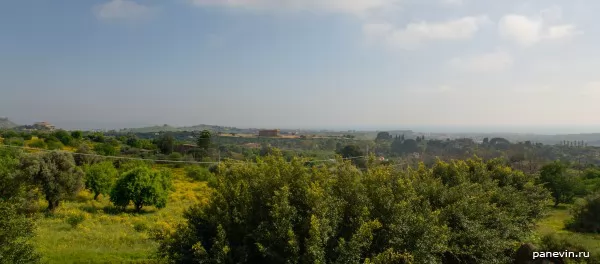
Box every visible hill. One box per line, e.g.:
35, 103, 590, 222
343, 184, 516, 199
0, 117, 18, 129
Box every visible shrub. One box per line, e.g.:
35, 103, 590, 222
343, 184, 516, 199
157, 155, 549, 263
46, 140, 64, 150
110, 167, 173, 212
185, 166, 211, 181
567, 193, 600, 233
4, 137, 25, 146
65, 213, 86, 228
28, 139, 47, 149
0, 201, 41, 263
133, 221, 149, 232
94, 143, 117, 156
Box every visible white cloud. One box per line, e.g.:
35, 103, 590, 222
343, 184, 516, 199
188, 0, 399, 16
449, 50, 514, 73
363, 15, 490, 50
498, 6, 582, 47
94, 0, 157, 22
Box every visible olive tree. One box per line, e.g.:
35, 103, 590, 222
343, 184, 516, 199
21, 151, 84, 212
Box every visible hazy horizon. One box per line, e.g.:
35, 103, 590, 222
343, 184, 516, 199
2, 0, 600, 132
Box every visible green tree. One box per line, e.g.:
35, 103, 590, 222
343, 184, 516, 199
156, 133, 175, 155
71, 131, 82, 140
94, 142, 118, 156
539, 161, 584, 207
21, 152, 84, 212
567, 193, 600, 233
0, 201, 41, 264
375, 132, 392, 141
84, 161, 118, 200
53, 130, 74, 146
0, 148, 28, 201
197, 130, 212, 149
110, 167, 173, 212
157, 154, 548, 263
337, 144, 366, 168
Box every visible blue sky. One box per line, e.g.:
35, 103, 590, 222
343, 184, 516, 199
1, 0, 599, 132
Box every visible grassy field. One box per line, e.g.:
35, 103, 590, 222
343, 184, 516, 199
535, 202, 600, 257
33, 168, 211, 264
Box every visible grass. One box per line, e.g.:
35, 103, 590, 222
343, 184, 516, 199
535, 202, 600, 257
34, 168, 212, 264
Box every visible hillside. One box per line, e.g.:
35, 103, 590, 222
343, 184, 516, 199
0, 117, 18, 129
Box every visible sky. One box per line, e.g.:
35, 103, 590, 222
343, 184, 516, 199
1, 0, 600, 133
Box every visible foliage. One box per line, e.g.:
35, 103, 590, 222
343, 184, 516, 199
0, 201, 41, 264
185, 165, 216, 185
567, 194, 600, 233
156, 133, 175, 155
375, 132, 392, 141
157, 153, 549, 263
87, 132, 105, 143
0, 148, 28, 201
110, 167, 173, 212
94, 143, 118, 156
391, 138, 419, 155
21, 151, 85, 212
84, 161, 118, 200
53, 130, 74, 146
540, 161, 585, 207
337, 144, 366, 168
28, 139, 47, 149
71, 131, 83, 140
74, 144, 102, 166
197, 130, 212, 150
3, 137, 25, 146
65, 212, 86, 228
46, 139, 64, 150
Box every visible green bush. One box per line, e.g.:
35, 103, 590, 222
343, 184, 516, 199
4, 137, 25, 146
185, 166, 212, 181
0, 201, 41, 263
28, 139, 47, 149
157, 154, 549, 263
567, 193, 600, 233
46, 140, 64, 150
133, 221, 149, 232
65, 213, 86, 228
110, 167, 173, 212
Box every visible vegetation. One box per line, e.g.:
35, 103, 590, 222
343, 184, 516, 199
539, 161, 584, 207
568, 194, 600, 233
84, 161, 118, 200
110, 167, 173, 212
2, 128, 600, 263
22, 152, 84, 212
0, 201, 41, 264
156, 153, 549, 263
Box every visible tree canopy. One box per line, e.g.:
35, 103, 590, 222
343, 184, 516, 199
110, 167, 173, 212
157, 153, 549, 264
21, 152, 84, 212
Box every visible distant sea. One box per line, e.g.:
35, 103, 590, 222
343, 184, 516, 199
324, 125, 600, 135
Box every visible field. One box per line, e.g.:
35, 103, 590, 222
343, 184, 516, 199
33, 168, 211, 264
536, 202, 600, 256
